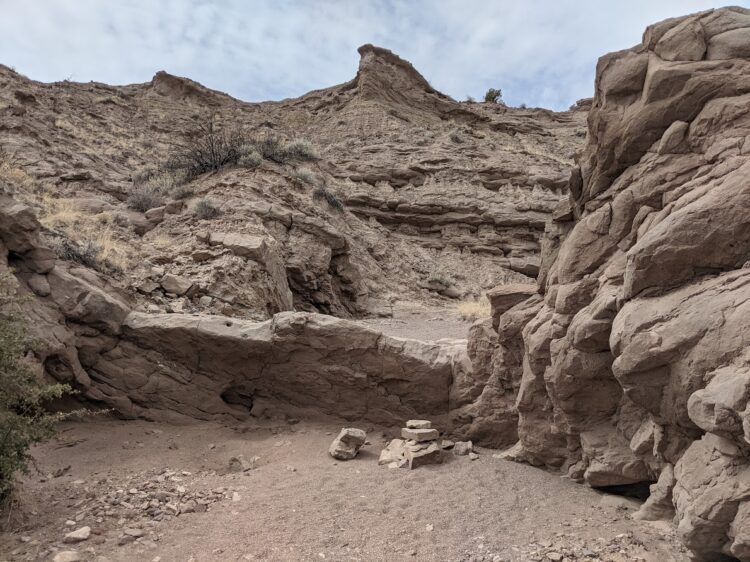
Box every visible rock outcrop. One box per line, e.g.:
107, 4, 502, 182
0, 192, 468, 426
0, 42, 584, 320
463, 7, 750, 560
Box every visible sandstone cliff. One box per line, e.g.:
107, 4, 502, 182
465, 7, 750, 560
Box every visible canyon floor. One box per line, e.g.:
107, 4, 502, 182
1, 309, 687, 562
2, 416, 688, 562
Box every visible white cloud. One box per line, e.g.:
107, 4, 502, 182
0, 0, 743, 109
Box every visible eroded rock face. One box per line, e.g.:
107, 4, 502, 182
0, 42, 584, 320
463, 7, 750, 561
0, 194, 468, 427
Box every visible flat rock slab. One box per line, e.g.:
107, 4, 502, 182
401, 428, 439, 442
405, 419, 432, 429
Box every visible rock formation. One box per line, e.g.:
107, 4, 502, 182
0, 192, 469, 425
0, 43, 584, 320
463, 7, 750, 560
4, 7, 750, 561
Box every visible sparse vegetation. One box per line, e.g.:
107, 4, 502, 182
194, 198, 221, 219
127, 185, 164, 212
163, 117, 247, 181
312, 186, 344, 212
465, 95, 476, 103
238, 147, 262, 169
294, 167, 316, 184
255, 136, 286, 163
284, 139, 318, 162
484, 88, 503, 104
456, 297, 491, 321
51, 237, 123, 274
449, 131, 463, 143
0, 270, 74, 501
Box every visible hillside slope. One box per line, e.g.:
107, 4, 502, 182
0, 45, 585, 320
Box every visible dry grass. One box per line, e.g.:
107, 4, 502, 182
456, 297, 491, 321
0, 149, 35, 192
38, 197, 134, 272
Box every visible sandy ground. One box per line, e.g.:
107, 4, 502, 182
356, 305, 475, 341
0, 307, 689, 562
1, 417, 688, 562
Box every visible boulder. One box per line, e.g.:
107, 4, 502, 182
160, 274, 192, 296
328, 428, 367, 460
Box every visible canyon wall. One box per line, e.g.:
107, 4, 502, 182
464, 7, 750, 560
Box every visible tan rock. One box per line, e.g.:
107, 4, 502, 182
401, 428, 439, 442
329, 428, 366, 460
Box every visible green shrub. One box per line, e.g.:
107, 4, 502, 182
127, 185, 164, 212
484, 88, 503, 103
194, 198, 220, 219
0, 271, 73, 501
312, 187, 343, 212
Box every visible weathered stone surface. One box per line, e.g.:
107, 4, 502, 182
405, 441, 442, 469
401, 428, 439, 442
63, 526, 91, 543
160, 274, 192, 296
453, 441, 473, 456
405, 419, 431, 429
486, 283, 538, 330
378, 439, 406, 466
472, 8, 750, 560
329, 428, 367, 460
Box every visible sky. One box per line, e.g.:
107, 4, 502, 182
0, 1, 745, 110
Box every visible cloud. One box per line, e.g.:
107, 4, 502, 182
0, 0, 743, 110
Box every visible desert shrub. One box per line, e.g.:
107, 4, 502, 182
164, 117, 246, 181
456, 297, 491, 321
169, 183, 194, 200
284, 139, 318, 162
255, 136, 286, 163
238, 147, 262, 169
294, 167, 315, 184
194, 198, 220, 219
312, 187, 343, 212
449, 131, 463, 144
131, 167, 156, 187
465, 95, 476, 103
127, 185, 164, 212
484, 88, 503, 103
52, 237, 122, 274
0, 270, 73, 501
